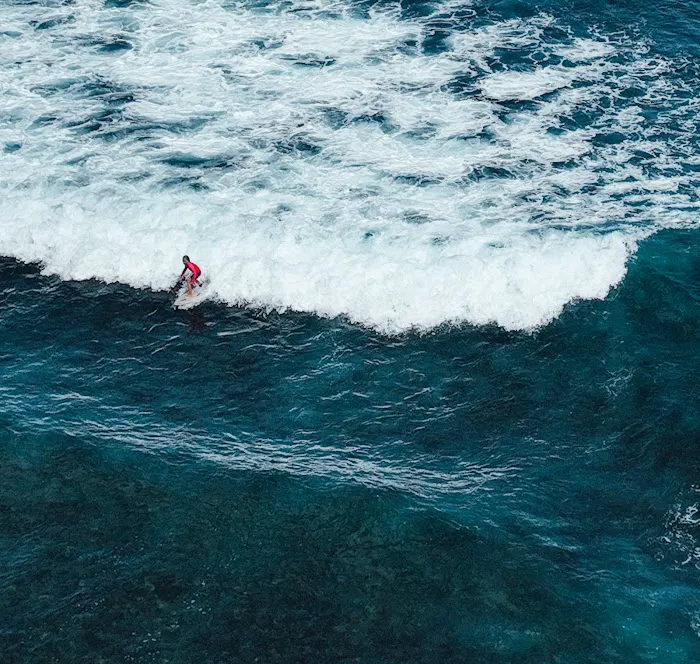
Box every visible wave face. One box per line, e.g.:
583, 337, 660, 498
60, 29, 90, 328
1, 0, 699, 331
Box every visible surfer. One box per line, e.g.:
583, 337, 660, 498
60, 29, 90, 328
180, 255, 202, 297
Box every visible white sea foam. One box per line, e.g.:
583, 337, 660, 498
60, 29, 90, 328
554, 38, 615, 62
0, 0, 697, 332
661, 490, 700, 570
480, 66, 594, 101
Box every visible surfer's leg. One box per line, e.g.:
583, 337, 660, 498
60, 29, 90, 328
190, 273, 202, 293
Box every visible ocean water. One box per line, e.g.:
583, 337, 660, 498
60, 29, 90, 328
1, 0, 699, 661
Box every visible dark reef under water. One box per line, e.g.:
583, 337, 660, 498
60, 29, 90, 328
1, 229, 699, 663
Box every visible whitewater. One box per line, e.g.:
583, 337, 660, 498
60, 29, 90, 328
1, 0, 698, 332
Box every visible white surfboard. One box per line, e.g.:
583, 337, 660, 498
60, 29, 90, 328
172, 280, 211, 310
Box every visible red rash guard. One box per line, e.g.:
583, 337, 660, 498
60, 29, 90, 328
181, 261, 201, 282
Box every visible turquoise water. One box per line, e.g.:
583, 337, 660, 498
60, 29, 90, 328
1, 0, 699, 661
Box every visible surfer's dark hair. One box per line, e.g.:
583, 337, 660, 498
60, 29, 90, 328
183, 255, 189, 262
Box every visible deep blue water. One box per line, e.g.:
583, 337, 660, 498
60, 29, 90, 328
1, 0, 700, 661
2, 233, 699, 662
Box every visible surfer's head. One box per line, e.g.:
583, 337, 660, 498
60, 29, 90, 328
182, 255, 189, 264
